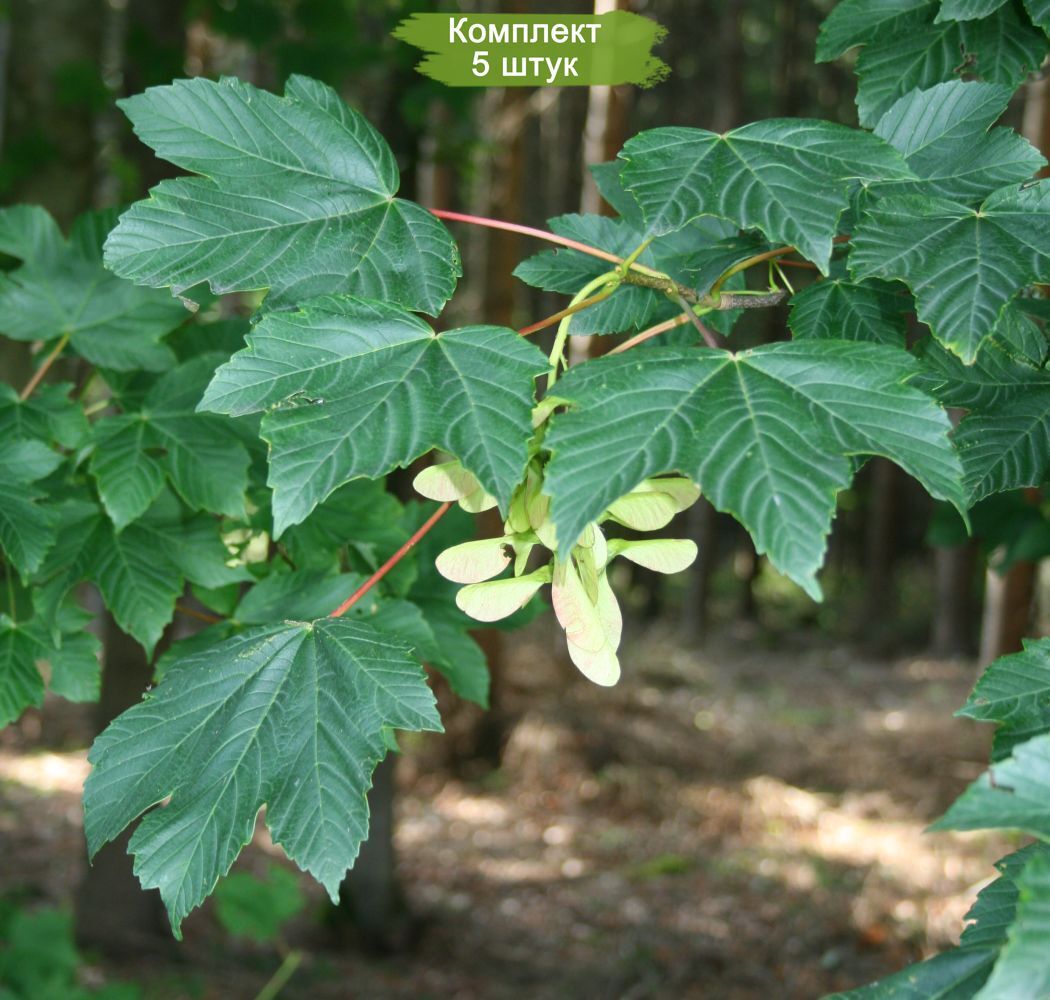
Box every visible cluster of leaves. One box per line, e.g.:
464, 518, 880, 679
0, 0, 1047, 965
0, 146, 493, 931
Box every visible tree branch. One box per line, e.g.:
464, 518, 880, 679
20, 333, 71, 401
329, 501, 452, 618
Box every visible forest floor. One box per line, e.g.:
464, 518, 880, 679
0, 617, 1017, 1000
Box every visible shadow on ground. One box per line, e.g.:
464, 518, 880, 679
0, 621, 1011, 999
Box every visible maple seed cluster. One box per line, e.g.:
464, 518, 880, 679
415, 409, 699, 687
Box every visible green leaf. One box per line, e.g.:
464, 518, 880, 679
619, 121, 914, 272
975, 852, 1050, 999
104, 75, 459, 316
829, 845, 1049, 998
960, 637, 1050, 759
200, 296, 547, 535
0, 383, 88, 450
938, 0, 1010, 20
851, 181, 1050, 362
234, 570, 360, 624
342, 588, 480, 697
214, 864, 306, 944
514, 216, 674, 336
933, 731, 1050, 838
79, 518, 183, 656
788, 277, 908, 346
873, 81, 1045, 202
513, 213, 741, 336
1025, 0, 1050, 31
281, 479, 411, 584
815, 0, 937, 62
46, 630, 102, 704
0, 204, 65, 262
0, 439, 61, 578
0, 618, 46, 727
136, 508, 249, 591
0, 206, 185, 372
83, 617, 441, 934
90, 356, 250, 528
545, 341, 963, 599
0, 596, 101, 724
962, 845, 1043, 949
89, 419, 165, 530
0, 907, 83, 999
43, 495, 244, 655
40, 596, 102, 703
829, 948, 996, 998
914, 337, 1050, 501
962, 638, 1050, 727
852, 5, 1048, 126
995, 300, 1049, 366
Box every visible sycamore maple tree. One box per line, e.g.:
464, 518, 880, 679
2, 1, 1050, 994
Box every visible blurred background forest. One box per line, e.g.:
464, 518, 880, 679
1, 1, 1049, 997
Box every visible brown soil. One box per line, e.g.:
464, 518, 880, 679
0, 621, 1012, 999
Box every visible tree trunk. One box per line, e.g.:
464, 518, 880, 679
335, 756, 414, 953
862, 458, 898, 651
931, 543, 977, 657
979, 560, 1036, 667
6, 0, 103, 224
681, 499, 717, 642
579, 0, 631, 215
710, 0, 743, 132
75, 615, 169, 953
736, 538, 761, 622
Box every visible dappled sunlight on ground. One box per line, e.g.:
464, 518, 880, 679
0, 625, 1011, 998
0, 749, 88, 794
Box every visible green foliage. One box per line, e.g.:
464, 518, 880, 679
0, 440, 61, 578
0, 0, 1048, 967
976, 852, 1050, 999
84, 618, 441, 934
788, 276, 908, 346
816, 0, 1048, 126
617, 120, 913, 271
829, 845, 1046, 998
544, 341, 962, 598
89, 356, 250, 528
42, 496, 247, 656
213, 864, 306, 943
0, 905, 139, 1000
934, 732, 1050, 836
0, 206, 186, 372
0, 596, 100, 726
872, 81, 1046, 202
851, 182, 1050, 361
960, 637, 1050, 758
103, 76, 460, 315
915, 336, 1050, 500
200, 295, 547, 533
514, 211, 743, 336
